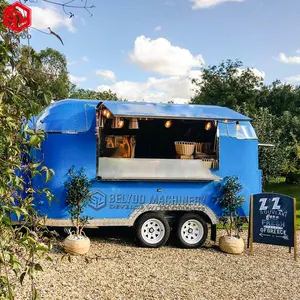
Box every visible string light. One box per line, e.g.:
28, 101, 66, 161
224, 119, 228, 124
103, 109, 111, 118
118, 119, 124, 128
205, 122, 212, 131
165, 120, 172, 128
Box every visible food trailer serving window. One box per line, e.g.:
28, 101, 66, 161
221, 121, 257, 140
95, 102, 250, 181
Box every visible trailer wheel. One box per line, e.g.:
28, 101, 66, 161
135, 213, 170, 248
176, 213, 208, 248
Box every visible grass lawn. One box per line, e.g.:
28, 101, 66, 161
264, 177, 300, 229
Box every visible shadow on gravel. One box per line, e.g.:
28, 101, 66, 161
49, 226, 219, 251
51, 226, 137, 246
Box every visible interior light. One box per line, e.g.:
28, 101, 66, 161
236, 121, 240, 131
165, 120, 172, 128
118, 119, 124, 128
106, 111, 111, 118
205, 122, 212, 131
111, 117, 124, 129
103, 109, 111, 118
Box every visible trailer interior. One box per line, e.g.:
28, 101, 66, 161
96, 103, 223, 181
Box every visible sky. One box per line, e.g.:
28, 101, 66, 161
11, 0, 300, 103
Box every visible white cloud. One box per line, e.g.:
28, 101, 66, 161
129, 35, 205, 76
277, 52, 300, 64
155, 25, 162, 31
81, 56, 89, 62
190, 0, 244, 9
96, 70, 116, 82
96, 70, 202, 104
69, 75, 88, 84
285, 75, 300, 84
235, 67, 265, 79
31, 6, 75, 32
249, 68, 265, 79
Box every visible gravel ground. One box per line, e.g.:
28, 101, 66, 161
15, 228, 300, 300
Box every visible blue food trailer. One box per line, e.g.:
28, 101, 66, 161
31, 99, 262, 248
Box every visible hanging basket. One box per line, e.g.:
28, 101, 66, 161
219, 235, 244, 254
174, 141, 195, 156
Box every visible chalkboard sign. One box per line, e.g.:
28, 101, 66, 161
249, 193, 297, 261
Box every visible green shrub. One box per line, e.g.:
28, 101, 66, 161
286, 172, 300, 185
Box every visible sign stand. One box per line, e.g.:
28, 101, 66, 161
249, 195, 253, 255
294, 198, 297, 261
248, 193, 297, 261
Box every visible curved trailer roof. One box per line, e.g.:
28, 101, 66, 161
35, 99, 251, 133
99, 100, 251, 121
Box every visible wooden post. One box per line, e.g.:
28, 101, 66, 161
249, 195, 253, 256
294, 198, 297, 261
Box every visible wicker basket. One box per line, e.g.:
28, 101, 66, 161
174, 141, 195, 156
195, 143, 203, 154
202, 159, 213, 168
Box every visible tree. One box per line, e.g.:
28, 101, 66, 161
13, 46, 70, 104
257, 80, 300, 117
191, 59, 264, 116
251, 108, 285, 184
68, 85, 125, 101
0, 1, 58, 298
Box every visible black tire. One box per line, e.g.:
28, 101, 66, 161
176, 213, 208, 248
135, 212, 170, 248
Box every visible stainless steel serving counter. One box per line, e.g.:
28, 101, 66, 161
97, 158, 221, 181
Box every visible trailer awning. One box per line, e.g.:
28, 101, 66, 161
99, 101, 251, 121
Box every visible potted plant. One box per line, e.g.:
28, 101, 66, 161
63, 166, 92, 255
214, 176, 245, 254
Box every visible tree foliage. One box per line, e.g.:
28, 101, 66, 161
0, 1, 58, 298
191, 59, 264, 115
64, 167, 92, 237
11, 46, 70, 104
69, 85, 125, 101
214, 176, 245, 237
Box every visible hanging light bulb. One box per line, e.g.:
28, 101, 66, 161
106, 110, 111, 118
236, 121, 240, 131
205, 122, 212, 131
165, 120, 172, 128
102, 109, 111, 118
224, 119, 228, 124
118, 119, 124, 128
112, 117, 124, 128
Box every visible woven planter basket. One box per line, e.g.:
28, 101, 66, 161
219, 236, 244, 255
64, 236, 90, 255
174, 141, 195, 156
